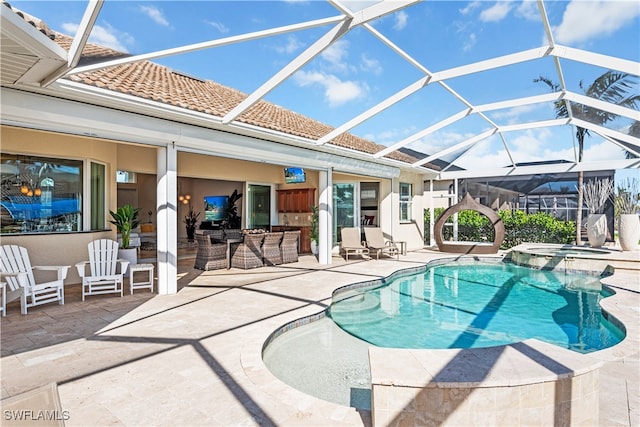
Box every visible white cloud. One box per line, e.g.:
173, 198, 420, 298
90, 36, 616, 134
553, 0, 640, 44
393, 11, 408, 31
320, 39, 352, 73
453, 129, 628, 170
490, 104, 541, 125
515, 1, 539, 21
206, 20, 229, 34
479, 2, 512, 23
139, 5, 170, 27
360, 54, 383, 75
62, 22, 132, 52
275, 35, 304, 54
463, 33, 477, 52
293, 70, 367, 107
460, 1, 481, 15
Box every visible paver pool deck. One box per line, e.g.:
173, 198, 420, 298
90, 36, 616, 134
1, 248, 638, 426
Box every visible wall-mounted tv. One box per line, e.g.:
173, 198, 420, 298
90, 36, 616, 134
284, 167, 306, 184
204, 195, 228, 221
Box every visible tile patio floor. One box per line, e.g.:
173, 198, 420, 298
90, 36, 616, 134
1, 249, 638, 426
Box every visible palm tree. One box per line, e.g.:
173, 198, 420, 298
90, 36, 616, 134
535, 71, 639, 244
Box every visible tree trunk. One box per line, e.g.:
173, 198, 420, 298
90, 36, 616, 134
576, 171, 584, 245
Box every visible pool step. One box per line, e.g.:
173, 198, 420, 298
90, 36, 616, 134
330, 294, 391, 326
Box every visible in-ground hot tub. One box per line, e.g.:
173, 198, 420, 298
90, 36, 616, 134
507, 243, 633, 278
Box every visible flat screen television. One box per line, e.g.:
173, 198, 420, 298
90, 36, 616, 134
204, 195, 228, 221
284, 167, 306, 184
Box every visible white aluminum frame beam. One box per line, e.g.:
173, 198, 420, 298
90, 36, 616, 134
222, 1, 417, 124
40, 0, 103, 86
69, 15, 344, 75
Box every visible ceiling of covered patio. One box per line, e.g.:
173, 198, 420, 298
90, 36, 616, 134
1, 0, 638, 180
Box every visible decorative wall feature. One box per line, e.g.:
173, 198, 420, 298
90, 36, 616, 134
434, 193, 505, 254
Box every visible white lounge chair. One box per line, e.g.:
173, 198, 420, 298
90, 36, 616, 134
0, 245, 69, 315
76, 239, 128, 301
340, 227, 369, 261
364, 227, 400, 260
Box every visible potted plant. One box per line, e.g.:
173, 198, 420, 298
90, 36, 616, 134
615, 177, 639, 251
223, 189, 243, 229
183, 203, 200, 241
310, 205, 319, 255
582, 178, 614, 247
109, 204, 140, 272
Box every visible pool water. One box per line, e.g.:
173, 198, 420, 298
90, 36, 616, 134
329, 261, 624, 353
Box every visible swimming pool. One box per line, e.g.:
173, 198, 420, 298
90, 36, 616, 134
262, 259, 625, 409
329, 260, 624, 353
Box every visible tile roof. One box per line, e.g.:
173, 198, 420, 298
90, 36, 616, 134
2, 1, 55, 39
53, 33, 439, 171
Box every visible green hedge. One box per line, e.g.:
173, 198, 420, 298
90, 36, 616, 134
424, 208, 575, 249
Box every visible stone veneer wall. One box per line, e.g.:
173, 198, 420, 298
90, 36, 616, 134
369, 340, 602, 427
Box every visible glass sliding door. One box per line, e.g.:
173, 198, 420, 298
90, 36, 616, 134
247, 184, 271, 230
333, 182, 358, 245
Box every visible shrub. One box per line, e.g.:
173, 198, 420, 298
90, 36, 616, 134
425, 208, 575, 249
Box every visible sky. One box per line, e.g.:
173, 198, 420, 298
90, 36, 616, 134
11, 0, 640, 175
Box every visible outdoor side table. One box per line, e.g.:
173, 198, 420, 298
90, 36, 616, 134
395, 241, 407, 256
129, 264, 154, 294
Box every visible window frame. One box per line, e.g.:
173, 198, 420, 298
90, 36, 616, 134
399, 182, 413, 223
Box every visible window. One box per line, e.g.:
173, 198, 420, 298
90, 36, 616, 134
1, 154, 83, 234
399, 182, 412, 222
91, 162, 106, 230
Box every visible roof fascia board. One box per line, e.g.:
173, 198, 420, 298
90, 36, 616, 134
47, 79, 418, 173
0, 87, 402, 179
439, 158, 639, 180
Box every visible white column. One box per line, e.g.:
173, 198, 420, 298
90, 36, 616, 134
156, 144, 178, 294
453, 178, 459, 241
429, 179, 435, 247
318, 169, 332, 265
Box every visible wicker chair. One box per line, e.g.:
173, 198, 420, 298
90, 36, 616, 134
194, 234, 227, 271
262, 232, 284, 266
231, 233, 264, 269
203, 229, 224, 242
280, 230, 300, 264
224, 228, 243, 240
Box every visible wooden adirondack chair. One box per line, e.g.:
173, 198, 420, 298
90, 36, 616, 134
76, 239, 128, 301
0, 245, 69, 315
